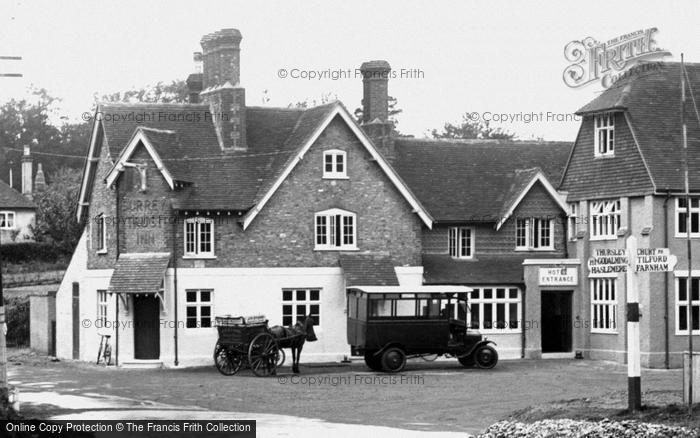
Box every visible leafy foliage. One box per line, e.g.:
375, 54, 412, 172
353, 96, 403, 126
430, 113, 516, 140
30, 167, 83, 254
95, 79, 189, 104
4, 296, 29, 347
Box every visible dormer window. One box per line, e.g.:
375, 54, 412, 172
594, 113, 615, 157
323, 149, 347, 179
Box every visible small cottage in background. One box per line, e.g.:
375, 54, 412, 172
0, 145, 44, 243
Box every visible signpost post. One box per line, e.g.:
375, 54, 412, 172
587, 241, 677, 411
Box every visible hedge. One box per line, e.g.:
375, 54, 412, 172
4, 296, 29, 347
0, 242, 68, 264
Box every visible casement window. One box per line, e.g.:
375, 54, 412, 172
97, 290, 108, 327
323, 149, 347, 179
590, 199, 621, 239
567, 203, 578, 240
282, 288, 320, 326
184, 217, 214, 257
677, 277, 700, 334
515, 218, 553, 250
467, 287, 521, 333
676, 197, 700, 237
448, 227, 474, 259
591, 278, 617, 333
314, 208, 357, 250
95, 214, 106, 252
185, 289, 212, 328
0, 211, 15, 230
594, 113, 615, 157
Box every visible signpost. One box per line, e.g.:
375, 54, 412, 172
587, 240, 677, 411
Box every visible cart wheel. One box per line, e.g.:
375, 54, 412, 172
421, 354, 439, 362
363, 351, 383, 371
275, 348, 286, 367
458, 354, 475, 368
381, 347, 406, 373
475, 345, 498, 369
214, 343, 242, 376
249, 333, 279, 377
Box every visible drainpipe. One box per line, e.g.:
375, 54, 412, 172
521, 287, 526, 359
663, 191, 671, 369
172, 209, 179, 366
114, 183, 120, 367
562, 213, 569, 259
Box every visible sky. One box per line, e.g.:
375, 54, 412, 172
0, 0, 699, 141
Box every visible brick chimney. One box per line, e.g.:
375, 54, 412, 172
360, 60, 395, 161
186, 52, 203, 104
199, 29, 247, 151
21, 145, 33, 200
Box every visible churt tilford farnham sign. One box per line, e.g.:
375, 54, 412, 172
539, 267, 578, 286
587, 248, 677, 277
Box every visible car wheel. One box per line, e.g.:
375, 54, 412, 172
381, 347, 407, 373
364, 351, 383, 371
475, 345, 498, 369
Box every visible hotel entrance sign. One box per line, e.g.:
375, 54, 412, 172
539, 267, 578, 286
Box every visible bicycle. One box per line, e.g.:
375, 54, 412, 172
97, 334, 112, 365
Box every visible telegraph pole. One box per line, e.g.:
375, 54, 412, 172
0, 240, 7, 389
681, 53, 694, 413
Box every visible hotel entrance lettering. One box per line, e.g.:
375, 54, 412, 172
539, 267, 578, 286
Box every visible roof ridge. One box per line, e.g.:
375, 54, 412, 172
138, 127, 177, 135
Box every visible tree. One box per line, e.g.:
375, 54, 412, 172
288, 92, 338, 109
30, 167, 83, 254
95, 79, 189, 104
430, 113, 516, 140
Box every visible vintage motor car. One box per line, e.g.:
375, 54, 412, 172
347, 285, 498, 372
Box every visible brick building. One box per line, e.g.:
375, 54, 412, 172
55, 29, 430, 366
560, 62, 700, 368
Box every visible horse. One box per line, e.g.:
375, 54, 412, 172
269, 315, 317, 373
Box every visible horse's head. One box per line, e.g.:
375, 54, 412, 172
300, 315, 317, 342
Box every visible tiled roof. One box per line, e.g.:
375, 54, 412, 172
0, 180, 35, 209
423, 254, 554, 285
393, 139, 572, 222
107, 253, 170, 295
574, 62, 700, 191
95, 102, 338, 211
339, 254, 400, 286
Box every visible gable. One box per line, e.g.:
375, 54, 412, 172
560, 112, 655, 201
495, 172, 568, 230
241, 103, 433, 230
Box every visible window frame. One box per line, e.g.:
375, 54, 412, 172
594, 112, 615, 157
282, 288, 320, 327
589, 199, 621, 240
676, 276, 700, 335
185, 289, 213, 329
183, 217, 215, 258
675, 197, 700, 238
322, 149, 348, 179
515, 217, 554, 251
314, 208, 357, 251
590, 277, 618, 334
95, 213, 107, 253
97, 289, 109, 327
448, 226, 475, 259
467, 287, 522, 334
567, 202, 578, 240
0, 211, 16, 230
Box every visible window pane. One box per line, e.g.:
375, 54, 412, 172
282, 305, 292, 316
694, 305, 700, 331
186, 291, 197, 302
296, 290, 306, 301
496, 303, 506, 329
200, 290, 211, 302
496, 288, 505, 299
283, 290, 293, 301
509, 288, 518, 299
310, 289, 320, 301
693, 212, 699, 234
370, 299, 391, 317
325, 154, 333, 172
694, 279, 700, 302
483, 303, 493, 329
310, 304, 320, 316
296, 304, 306, 317
471, 290, 480, 299
680, 279, 688, 301
186, 318, 197, 328
483, 289, 492, 299
509, 303, 519, 329
283, 316, 292, 326
336, 154, 344, 172
200, 306, 211, 317
186, 307, 196, 317
470, 304, 480, 329
395, 300, 414, 316
201, 317, 211, 328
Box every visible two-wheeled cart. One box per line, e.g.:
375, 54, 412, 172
213, 316, 282, 377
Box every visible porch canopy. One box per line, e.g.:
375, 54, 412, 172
107, 252, 171, 296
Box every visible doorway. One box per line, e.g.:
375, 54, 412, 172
541, 291, 572, 353
133, 295, 160, 359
